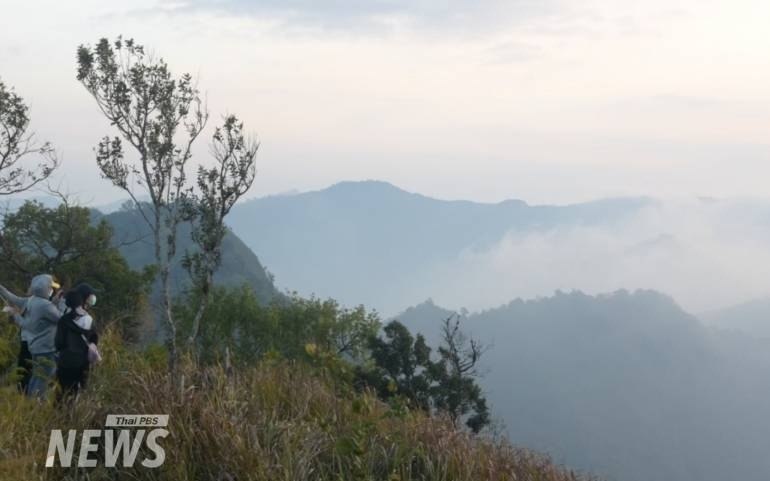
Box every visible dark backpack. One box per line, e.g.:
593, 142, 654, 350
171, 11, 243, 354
55, 310, 95, 369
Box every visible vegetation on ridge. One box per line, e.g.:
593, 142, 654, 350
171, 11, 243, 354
0, 328, 595, 481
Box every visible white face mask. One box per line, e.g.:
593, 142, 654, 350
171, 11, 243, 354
87, 295, 97, 307
47, 288, 54, 299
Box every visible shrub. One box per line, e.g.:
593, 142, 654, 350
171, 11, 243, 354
175, 287, 380, 365
0, 328, 597, 481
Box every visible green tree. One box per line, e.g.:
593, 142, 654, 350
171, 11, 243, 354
359, 317, 490, 433
176, 287, 379, 365
77, 36, 208, 371
183, 115, 258, 349
359, 320, 433, 410
0, 78, 58, 195
0, 199, 153, 339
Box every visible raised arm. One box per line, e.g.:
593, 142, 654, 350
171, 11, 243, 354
41, 302, 63, 325
54, 293, 66, 315
0, 284, 27, 309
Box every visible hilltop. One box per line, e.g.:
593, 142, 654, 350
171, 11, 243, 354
100, 207, 279, 304
227, 180, 652, 313
701, 296, 770, 339
394, 289, 770, 481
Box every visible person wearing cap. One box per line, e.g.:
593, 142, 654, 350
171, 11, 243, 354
0, 274, 65, 398
55, 284, 99, 400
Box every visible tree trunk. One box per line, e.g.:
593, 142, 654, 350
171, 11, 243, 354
154, 216, 178, 377
187, 270, 212, 349
161, 264, 178, 376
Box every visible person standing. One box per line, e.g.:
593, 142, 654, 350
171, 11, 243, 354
55, 284, 99, 400
0, 274, 64, 399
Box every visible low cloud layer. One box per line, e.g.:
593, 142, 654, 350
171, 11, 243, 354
426, 199, 770, 314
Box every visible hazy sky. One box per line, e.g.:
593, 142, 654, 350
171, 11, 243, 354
3, 0, 770, 204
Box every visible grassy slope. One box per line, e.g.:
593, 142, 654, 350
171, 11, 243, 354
0, 331, 595, 481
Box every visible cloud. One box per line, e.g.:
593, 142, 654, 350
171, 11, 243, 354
426, 199, 770, 314
612, 95, 770, 117
483, 40, 544, 64
162, 0, 561, 32
0, 44, 24, 59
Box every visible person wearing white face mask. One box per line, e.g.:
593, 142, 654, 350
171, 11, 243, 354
55, 285, 100, 401
0, 274, 65, 399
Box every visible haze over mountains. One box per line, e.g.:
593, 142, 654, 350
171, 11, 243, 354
227, 180, 770, 317
9, 181, 770, 480
10, 181, 770, 336
220, 180, 770, 480
395, 291, 770, 481
97, 207, 279, 304
702, 297, 770, 340
1, 197, 279, 305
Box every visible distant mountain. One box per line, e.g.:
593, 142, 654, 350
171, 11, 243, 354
227, 181, 652, 314
395, 290, 770, 481
0, 195, 62, 212
701, 297, 770, 339
100, 208, 279, 304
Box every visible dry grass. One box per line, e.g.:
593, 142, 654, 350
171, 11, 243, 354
0, 330, 596, 481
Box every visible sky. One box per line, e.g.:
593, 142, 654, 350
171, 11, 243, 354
3, 0, 770, 205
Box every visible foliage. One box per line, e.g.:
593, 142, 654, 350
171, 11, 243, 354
0, 78, 58, 195
183, 114, 259, 347
77, 35, 208, 370
175, 286, 380, 365
104, 206, 278, 304
358, 318, 491, 433
431, 316, 490, 433
0, 318, 19, 375
0, 328, 595, 481
0, 200, 153, 339
359, 320, 434, 410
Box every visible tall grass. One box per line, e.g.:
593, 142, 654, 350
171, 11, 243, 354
0, 329, 596, 480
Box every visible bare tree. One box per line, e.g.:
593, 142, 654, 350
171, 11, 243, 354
432, 314, 490, 432
439, 315, 486, 378
0, 79, 58, 195
76, 36, 208, 373
183, 115, 258, 348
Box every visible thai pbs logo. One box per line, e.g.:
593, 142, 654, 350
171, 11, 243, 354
46, 415, 169, 468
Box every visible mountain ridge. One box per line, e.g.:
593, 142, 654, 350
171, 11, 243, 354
393, 288, 770, 481
701, 296, 770, 339
238, 179, 658, 210
98, 207, 279, 304
227, 180, 655, 314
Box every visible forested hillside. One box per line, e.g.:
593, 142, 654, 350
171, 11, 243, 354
101, 207, 279, 304
396, 290, 770, 481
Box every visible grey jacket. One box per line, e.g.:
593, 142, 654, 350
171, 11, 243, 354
11, 313, 30, 343
0, 275, 63, 355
